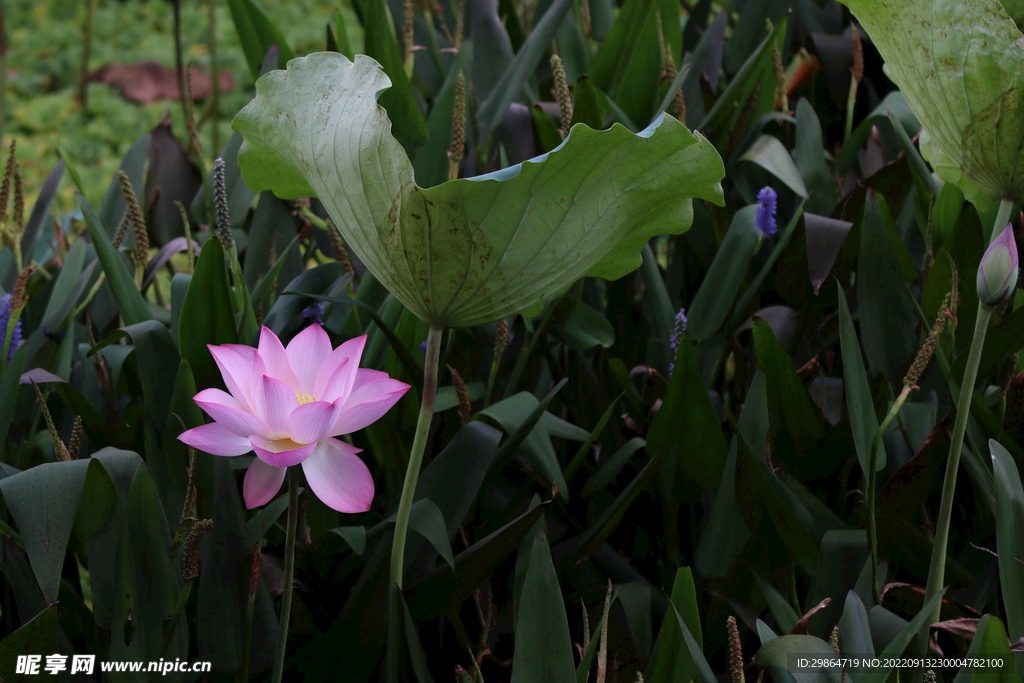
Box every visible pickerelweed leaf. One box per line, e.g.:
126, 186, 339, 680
839, 592, 874, 683
837, 286, 884, 477
953, 615, 1020, 683
840, 0, 1024, 202
739, 135, 809, 199
0, 459, 113, 604
806, 214, 853, 296
989, 440, 1024, 653
754, 635, 842, 683
647, 566, 701, 683
233, 52, 724, 328
0, 605, 58, 681
511, 530, 576, 683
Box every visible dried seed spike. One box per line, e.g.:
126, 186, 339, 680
904, 290, 955, 389
67, 416, 84, 460
579, 0, 591, 38
454, 0, 466, 48
551, 53, 573, 138
495, 318, 509, 356
728, 616, 745, 683
327, 219, 354, 274
32, 381, 70, 461
449, 365, 472, 423
597, 580, 612, 683
175, 200, 195, 273
830, 625, 840, 654
946, 250, 960, 327
851, 25, 864, 83
449, 71, 466, 180
655, 10, 668, 70
117, 170, 149, 275
212, 158, 234, 250
184, 66, 204, 160
0, 139, 16, 225
767, 19, 787, 113
10, 265, 35, 311
923, 670, 936, 683
12, 154, 23, 232
582, 600, 591, 654
112, 213, 130, 249
249, 537, 264, 595
298, 488, 312, 549
182, 518, 214, 581
403, 0, 415, 65
655, 14, 687, 122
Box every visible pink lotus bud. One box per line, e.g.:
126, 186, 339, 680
977, 224, 1019, 308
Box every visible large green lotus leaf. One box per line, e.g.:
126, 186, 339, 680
233, 52, 724, 328
919, 129, 997, 214
840, 0, 1024, 202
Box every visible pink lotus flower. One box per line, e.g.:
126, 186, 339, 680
178, 325, 410, 511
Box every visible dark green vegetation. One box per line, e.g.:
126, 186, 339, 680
0, 0, 1022, 682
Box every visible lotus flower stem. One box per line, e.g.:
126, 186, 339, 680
917, 197, 1012, 655
990, 197, 1014, 245
387, 325, 443, 683
271, 467, 301, 683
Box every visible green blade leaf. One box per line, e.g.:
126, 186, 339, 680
859, 589, 947, 683
837, 286, 884, 476
954, 615, 1019, 683
668, 601, 718, 683
360, 0, 427, 147
0, 459, 110, 604
476, 0, 574, 132
0, 606, 58, 681
687, 205, 763, 341
405, 503, 547, 622
414, 44, 474, 189
857, 192, 917, 387
581, 437, 646, 496
989, 440, 1024, 650
647, 332, 727, 495
177, 236, 238, 387
587, 0, 680, 127
415, 421, 503, 540
753, 317, 824, 476
479, 385, 570, 499
407, 497, 456, 571
740, 135, 809, 198
839, 591, 874, 683
330, 526, 366, 556
647, 567, 702, 683
233, 52, 724, 328
793, 99, 836, 216
511, 530, 576, 683
754, 635, 842, 683
227, 0, 294, 79
77, 193, 152, 327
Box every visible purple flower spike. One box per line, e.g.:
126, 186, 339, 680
668, 307, 687, 376
0, 293, 23, 360
302, 301, 325, 325
756, 186, 778, 238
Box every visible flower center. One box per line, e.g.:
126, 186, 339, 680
295, 392, 316, 406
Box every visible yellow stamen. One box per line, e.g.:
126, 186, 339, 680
295, 392, 316, 406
